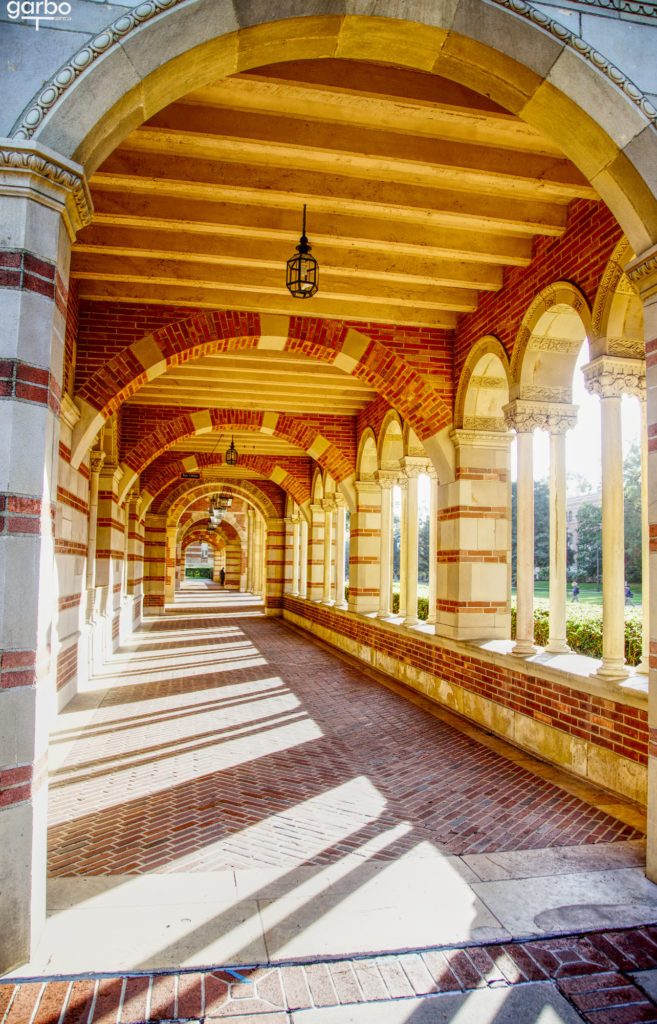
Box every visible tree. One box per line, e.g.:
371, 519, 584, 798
623, 442, 642, 583
576, 502, 602, 584
418, 512, 430, 583
511, 478, 550, 581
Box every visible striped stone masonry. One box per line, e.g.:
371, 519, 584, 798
348, 480, 382, 614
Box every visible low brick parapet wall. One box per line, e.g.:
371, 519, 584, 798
284, 596, 648, 804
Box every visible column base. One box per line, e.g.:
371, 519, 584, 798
595, 660, 630, 681
403, 615, 419, 627
377, 609, 392, 619
545, 639, 571, 655
636, 657, 649, 676
511, 640, 537, 658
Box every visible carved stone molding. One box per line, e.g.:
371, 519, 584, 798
462, 415, 507, 432
527, 336, 583, 354
521, 384, 572, 403
581, 355, 646, 399
626, 244, 657, 298
469, 375, 507, 389
503, 400, 579, 434
374, 470, 397, 490
10, 0, 657, 146
401, 456, 429, 478
450, 428, 514, 449
0, 142, 92, 238
605, 337, 645, 358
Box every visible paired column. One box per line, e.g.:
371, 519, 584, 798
398, 477, 407, 618
376, 473, 395, 618
402, 458, 426, 627
639, 395, 650, 674
546, 410, 578, 654
334, 500, 347, 609
427, 470, 438, 626
583, 356, 645, 679
322, 498, 335, 605
299, 518, 309, 598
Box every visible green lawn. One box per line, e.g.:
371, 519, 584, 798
513, 581, 642, 608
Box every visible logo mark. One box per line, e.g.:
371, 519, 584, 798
6, 0, 72, 30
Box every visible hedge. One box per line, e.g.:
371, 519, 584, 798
511, 602, 643, 666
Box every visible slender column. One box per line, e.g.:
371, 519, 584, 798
307, 503, 325, 601
403, 459, 425, 627
639, 395, 650, 674
398, 477, 407, 617
376, 473, 395, 618
503, 405, 537, 657
85, 450, 105, 613
334, 502, 347, 609
300, 518, 309, 598
583, 357, 645, 679
626, 248, 657, 882
322, 499, 335, 604
427, 470, 438, 626
546, 415, 578, 653
247, 509, 255, 593
291, 515, 300, 597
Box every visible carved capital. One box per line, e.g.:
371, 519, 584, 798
401, 456, 429, 479
89, 450, 106, 475
0, 142, 93, 239
582, 355, 646, 400
374, 470, 398, 490
321, 497, 337, 513
626, 243, 657, 299
503, 400, 578, 434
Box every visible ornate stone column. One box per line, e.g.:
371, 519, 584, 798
504, 403, 541, 657
398, 476, 407, 617
0, 142, 92, 973
334, 500, 347, 609
403, 458, 426, 627
375, 472, 395, 618
322, 498, 335, 605
427, 469, 438, 626
638, 394, 650, 675
583, 356, 645, 680
291, 515, 300, 597
85, 449, 105, 616
299, 517, 309, 598
626, 246, 657, 883
307, 503, 325, 601
546, 407, 579, 654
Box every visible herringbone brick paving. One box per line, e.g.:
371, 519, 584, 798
48, 603, 641, 876
3, 926, 657, 1022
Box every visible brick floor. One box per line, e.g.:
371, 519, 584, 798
48, 601, 642, 876
4, 927, 657, 1022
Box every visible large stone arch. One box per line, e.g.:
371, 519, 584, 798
114, 408, 355, 504
13, 7, 657, 256
455, 335, 511, 432
70, 315, 453, 466
510, 281, 592, 403
162, 480, 277, 523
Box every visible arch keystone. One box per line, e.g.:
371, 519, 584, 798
257, 314, 290, 350
131, 336, 168, 381
261, 411, 280, 434
308, 436, 330, 461
334, 328, 370, 374
190, 410, 213, 433
181, 455, 199, 472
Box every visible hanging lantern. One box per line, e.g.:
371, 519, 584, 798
286, 205, 318, 299
225, 436, 239, 466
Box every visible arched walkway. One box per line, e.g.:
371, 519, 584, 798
27, 587, 649, 984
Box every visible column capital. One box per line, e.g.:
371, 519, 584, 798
0, 139, 93, 240
89, 450, 106, 475
401, 456, 429, 478
321, 497, 337, 512
374, 470, 397, 489
450, 427, 514, 450
503, 399, 578, 434
309, 502, 324, 516
626, 243, 657, 300
582, 354, 646, 400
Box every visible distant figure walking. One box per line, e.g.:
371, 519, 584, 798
625, 582, 634, 606
219, 567, 226, 587
571, 582, 579, 603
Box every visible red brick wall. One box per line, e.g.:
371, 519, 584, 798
285, 596, 648, 768
454, 199, 623, 376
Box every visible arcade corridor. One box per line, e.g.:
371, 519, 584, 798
7, 584, 657, 1022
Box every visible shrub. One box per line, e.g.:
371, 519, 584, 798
185, 567, 213, 579
511, 602, 642, 665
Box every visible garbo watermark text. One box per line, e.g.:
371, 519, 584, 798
6, 0, 72, 30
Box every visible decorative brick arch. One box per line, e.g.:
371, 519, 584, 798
510, 281, 592, 402
164, 481, 278, 526
591, 237, 645, 361
71, 315, 453, 468
116, 408, 354, 506
455, 336, 511, 432
140, 453, 311, 515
